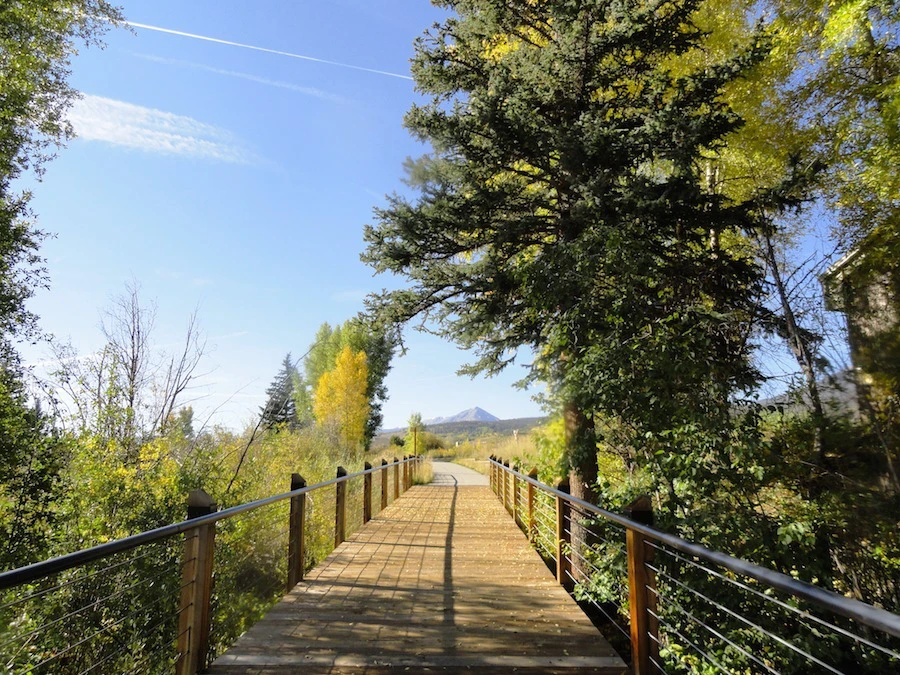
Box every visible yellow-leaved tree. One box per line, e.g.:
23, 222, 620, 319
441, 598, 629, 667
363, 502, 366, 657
313, 346, 369, 447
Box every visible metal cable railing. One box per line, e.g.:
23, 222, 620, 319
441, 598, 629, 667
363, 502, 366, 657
0, 456, 422, 675
489, 457, 900, 674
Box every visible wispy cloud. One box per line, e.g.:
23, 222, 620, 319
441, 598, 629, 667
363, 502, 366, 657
135, 53, 350, 105
69, 94, 253, 163
125, 20, 413, 81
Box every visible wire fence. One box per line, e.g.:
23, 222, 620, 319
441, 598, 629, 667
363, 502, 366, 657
0, 538, 182, 674
0, 457, 421, 674
489, 458, 900, 675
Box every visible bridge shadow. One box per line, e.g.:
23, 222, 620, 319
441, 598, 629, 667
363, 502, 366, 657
437, 475, 458, 658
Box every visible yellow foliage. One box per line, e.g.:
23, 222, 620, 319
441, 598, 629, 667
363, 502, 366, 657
313, 346, 370, 447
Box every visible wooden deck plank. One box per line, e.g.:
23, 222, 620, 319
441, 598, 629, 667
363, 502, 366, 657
208, 469, 626, 674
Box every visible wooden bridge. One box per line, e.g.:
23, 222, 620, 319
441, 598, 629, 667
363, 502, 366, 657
208, 462, 625, 673
1, 455, 898, 674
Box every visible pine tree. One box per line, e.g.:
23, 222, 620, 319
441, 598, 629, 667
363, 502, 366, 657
363, 0, 792, 500
260, 353, 299, 429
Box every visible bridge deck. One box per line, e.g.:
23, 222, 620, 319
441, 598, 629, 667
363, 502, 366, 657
208, 462, 626, 674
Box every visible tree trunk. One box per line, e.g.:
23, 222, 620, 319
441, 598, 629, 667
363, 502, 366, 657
762, 231, 828, 467
564, 401, 599, 586
564, 401, 598, 502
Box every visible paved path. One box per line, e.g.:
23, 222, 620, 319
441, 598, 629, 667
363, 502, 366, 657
430, 460, 489, 486
208, 463, 626, 674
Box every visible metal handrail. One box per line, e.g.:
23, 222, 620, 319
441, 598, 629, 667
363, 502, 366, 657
489, 458, 900, 639
0, 456, 418, 592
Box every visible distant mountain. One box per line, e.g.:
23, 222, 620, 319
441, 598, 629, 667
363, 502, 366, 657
373, 415, 548, 449
425, 407, 500, 425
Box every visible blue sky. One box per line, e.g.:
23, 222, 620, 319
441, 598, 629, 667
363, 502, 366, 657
20, 0, 546, 429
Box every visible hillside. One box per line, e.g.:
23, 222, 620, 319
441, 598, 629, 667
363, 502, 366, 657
372, 415, 547, 449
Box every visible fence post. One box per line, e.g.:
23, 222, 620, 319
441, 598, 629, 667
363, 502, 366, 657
527, 467, 537, 543
403, 455, 409, 491
363, 462, 373, 524
335, 466, 347, 546
503, 460, 511, 514
381, 459, 388, 509
287, 474, 307, 590
626, 495, 658, 675
177, 489, 217, 675
512, 465, 520, 526
393, 457, 400, 500
489, 456, 495, 491
555, 479, 572, 591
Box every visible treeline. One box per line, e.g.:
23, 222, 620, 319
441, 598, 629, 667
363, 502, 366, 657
257, 318, 396, 449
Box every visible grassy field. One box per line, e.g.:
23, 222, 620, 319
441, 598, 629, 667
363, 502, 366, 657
430, 432, 541, 475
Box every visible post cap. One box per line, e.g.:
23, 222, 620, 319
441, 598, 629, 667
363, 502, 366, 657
364, 461, 372, 470
291, 473, 307, 490
187, 489, 217, 519
336, 466, 348, 477
625, 495, 653, 525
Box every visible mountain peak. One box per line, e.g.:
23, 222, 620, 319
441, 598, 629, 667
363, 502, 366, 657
425, 407, 500, 425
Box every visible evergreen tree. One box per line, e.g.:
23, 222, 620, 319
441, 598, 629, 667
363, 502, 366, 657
260, 353, 299, 429
363, 0, 797, 500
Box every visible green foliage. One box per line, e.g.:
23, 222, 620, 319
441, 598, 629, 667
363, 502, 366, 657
0, 1, 121, 352
0, 419, 400, 673
0, 373, 67, 570
405, 412, 425, 454
301, 318, 397, 448
402, 413, 450, 454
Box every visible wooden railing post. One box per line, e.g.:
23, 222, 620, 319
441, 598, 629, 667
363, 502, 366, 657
177, 489, 217, 675
363, 463, 373, 524
287, 474, 307, 590
503, 460, 511, 513
335, 466, 347, 546
512, 465, 520, 526
393, 457, 400, 500
381, 459, 388, 509
626, 495, 659, 675
489, 456, 495, 491
403, 455, 409, 491
527, 467, 537, 543
555, 479, 572, 591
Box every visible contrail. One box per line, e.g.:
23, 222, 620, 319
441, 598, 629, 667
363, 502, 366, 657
126, 20, 413, 81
